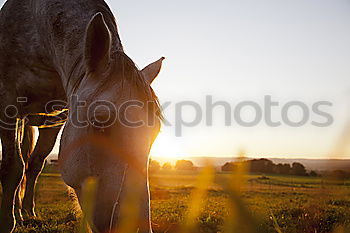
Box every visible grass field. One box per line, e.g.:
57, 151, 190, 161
8, 170, 350, 233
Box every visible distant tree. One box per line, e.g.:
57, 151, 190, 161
291, 162, 306, 176
175, 160, 194, 171
162, 162, 172, 170
221, 162, 235, 172
275, 163, 291, 175
309, 170, 318, 177
249, 159, 274, 174
149, 159, 161, 172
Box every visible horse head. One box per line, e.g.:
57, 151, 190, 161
59, 13, 164, 233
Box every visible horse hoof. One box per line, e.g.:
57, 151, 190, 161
22, 209, 37, 220
14, 211, 24, 222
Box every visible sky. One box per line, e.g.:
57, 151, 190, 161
1, 0, 350, 159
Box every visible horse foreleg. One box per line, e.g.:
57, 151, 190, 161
14, 176, 26, 222
0, 119, 25, 233
14, 125, 34, 221
22, 127, 61, 218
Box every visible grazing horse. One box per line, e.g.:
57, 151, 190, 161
0, 0, 164, 232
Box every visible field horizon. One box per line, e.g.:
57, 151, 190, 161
41, 154, 350, 172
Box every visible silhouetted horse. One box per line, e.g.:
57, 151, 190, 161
0, 0, 164, 232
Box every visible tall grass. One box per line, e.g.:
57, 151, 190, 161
75, 149, 350, 233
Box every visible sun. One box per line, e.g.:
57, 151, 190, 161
150, 132, 186, 162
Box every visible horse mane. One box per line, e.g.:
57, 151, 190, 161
90, 51, 163, 120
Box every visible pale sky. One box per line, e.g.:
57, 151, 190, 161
1, 0, 350, 159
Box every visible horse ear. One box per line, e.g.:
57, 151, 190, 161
84, 12, 111, 73
141, 57, 165, 84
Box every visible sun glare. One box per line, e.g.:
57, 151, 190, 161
150, 133, 186, 162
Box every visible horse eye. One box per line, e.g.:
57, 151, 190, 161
90, 112, 116, 131
91, 120, 108, 132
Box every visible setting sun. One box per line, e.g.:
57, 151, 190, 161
150, 132, 186, 162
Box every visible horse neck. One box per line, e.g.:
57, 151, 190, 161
63, 56, 86, 98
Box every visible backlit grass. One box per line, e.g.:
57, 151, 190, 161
6, 171, 350, 233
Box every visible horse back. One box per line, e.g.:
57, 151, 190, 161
0, 0, 120, 116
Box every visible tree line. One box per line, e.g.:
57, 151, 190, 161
221, 158, 314, 176
149, 158, 317, 177
149, 159, 196, 172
